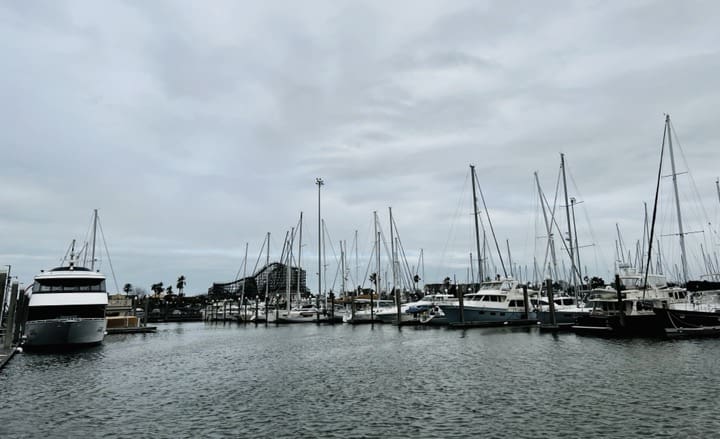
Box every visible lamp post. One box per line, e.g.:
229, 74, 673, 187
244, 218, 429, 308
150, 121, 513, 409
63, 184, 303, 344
316, 177, 324, 322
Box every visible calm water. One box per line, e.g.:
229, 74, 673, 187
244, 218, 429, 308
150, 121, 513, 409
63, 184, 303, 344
1, 322, 719, 438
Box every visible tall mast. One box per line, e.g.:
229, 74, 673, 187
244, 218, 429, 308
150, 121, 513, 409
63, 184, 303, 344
91, 209, 98, 270
265, 232, 270, 304
240, 242, 248, 307
316, 177, 323, 315
470, 165, 484, 283
666, 115, 688, 283
373, 211, 380, 319
389, 207, 396, 296
570, 197, 583, 286
340, 240, 346, 296
354, 230, 359, 295
297, 213, 303, 303
287, 228, 293, 312
561, 153, 577, 291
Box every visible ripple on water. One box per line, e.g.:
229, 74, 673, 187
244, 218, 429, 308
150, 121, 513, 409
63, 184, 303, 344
2, 323, 720, 438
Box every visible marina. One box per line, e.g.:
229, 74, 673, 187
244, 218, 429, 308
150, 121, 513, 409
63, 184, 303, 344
2, 322, 720, 438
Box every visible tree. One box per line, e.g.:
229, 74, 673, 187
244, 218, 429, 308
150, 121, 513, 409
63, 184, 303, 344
176, 275, 186, 297
123, 283, 133, 296
151, 282, 164, 297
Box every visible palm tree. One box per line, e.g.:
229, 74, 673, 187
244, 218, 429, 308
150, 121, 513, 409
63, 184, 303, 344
151, 282, 164, 298
123, 283, 133, 296
176, 275, 186, 297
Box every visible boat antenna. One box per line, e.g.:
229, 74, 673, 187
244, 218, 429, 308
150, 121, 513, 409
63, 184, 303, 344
643, 115, 668, 298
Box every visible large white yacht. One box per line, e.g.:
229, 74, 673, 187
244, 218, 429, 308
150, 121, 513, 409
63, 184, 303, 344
24, 260, 108, 347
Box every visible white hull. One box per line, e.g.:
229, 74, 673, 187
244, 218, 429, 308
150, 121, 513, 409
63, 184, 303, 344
24, 317, 106, 347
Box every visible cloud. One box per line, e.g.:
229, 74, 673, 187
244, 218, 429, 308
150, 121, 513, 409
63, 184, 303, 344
1, 0, 720, 293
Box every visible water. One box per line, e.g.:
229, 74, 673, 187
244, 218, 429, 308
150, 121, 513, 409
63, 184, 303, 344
1, 322, 719, 438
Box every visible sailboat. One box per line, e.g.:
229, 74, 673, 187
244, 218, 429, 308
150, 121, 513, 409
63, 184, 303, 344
573, 115, 696, 336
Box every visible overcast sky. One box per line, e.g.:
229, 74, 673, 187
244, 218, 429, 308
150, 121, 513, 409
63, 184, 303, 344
2, 0, 719, 295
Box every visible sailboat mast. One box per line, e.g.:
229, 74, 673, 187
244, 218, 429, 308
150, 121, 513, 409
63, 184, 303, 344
561, 154, 577, 290
297, 212, 302, 303
389, 207, 396, 295
570, 197, 583, 286
470, 165, 484, 283
340, 240, 346, 296
287, 228, 293, 312
90, 209, 98, 270
666, 115, 688, 283
265, 232, 270, 304
316, 178, 323, 316
373, 211, 379, 319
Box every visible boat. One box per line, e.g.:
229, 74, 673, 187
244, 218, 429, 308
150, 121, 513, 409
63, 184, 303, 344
439, 279, 537, 327
24, 255, 108, 347
375, 293, 455, 325
342, 298, 394, 324
535, 294, 590, 326
572, 266, 687, 336
277, 303, 328, 323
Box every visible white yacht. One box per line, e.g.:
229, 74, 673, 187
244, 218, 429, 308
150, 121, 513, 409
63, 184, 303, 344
342, 299, 394, 324
375, 293, 455, 324
439, 279, 536, 326
24, 262, 108, 347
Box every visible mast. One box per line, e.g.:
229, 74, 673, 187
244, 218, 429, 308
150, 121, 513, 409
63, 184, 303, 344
297, 213, 302, 304
666, 115, 688, 283
340, 240, 346, 297
316, 178, 323, 317
354, 230, 359, 296
506, 239, 514, 278
570, 197, 583, 288
91, 209, 98, 270
264, 232, 270, 311
287, 228, 293, 312
373, 211, 380, 321
389, 207, 396, 297
240, 242, 248, 309
561, 154, 577, 291
470, 165, 484, 283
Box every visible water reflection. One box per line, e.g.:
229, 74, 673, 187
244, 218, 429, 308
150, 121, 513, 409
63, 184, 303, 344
1, 322, 719, 438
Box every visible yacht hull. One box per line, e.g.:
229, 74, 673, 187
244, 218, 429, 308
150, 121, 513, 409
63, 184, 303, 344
24, 317, 106, 347
441, 305, 536, 326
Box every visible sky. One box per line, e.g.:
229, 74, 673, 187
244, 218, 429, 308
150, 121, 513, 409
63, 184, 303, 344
2, 0, 720, 295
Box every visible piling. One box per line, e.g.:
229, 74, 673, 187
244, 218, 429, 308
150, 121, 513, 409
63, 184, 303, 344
395, 289, 402, 325
546, 279, 557, 327
3, 282, 19, 349
143, 296, 149, 326
458, 286, 465, 324
13, 286, 28, 344
522, 285, 530, 319
329, 292, 335, 324
615, 274, 625, 328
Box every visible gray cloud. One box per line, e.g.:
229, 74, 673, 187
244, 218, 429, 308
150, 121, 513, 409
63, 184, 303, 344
2, 0, 720, 293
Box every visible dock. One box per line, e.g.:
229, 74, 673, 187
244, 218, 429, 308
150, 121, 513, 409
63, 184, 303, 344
106, 326, 157, 334
448, 319, 539, 329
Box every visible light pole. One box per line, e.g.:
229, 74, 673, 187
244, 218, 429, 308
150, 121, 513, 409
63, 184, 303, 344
316, 177, 324, 322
